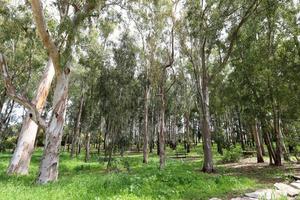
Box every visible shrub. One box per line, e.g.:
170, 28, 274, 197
0, 136, 17, 152
221, 146, 242, 163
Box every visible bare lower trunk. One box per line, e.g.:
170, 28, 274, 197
259, 129, 266, 156
252, 120, 264, 163
97, 133, 101, 155
7, 59, 54, 175
201, 81, 214, 173
273, 108, 282, 166
279, 121, 289, 161
37, 68, 69, 184
236, 106, 245, 150
262, 121, 276, 165
85, 132, 90, 162
159, 86, 165, 170
63, 134, 69, 152
185, 112, 190, 153
70, 94, 84, 158
143, 86, 150, 164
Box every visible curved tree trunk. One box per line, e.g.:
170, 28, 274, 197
37, 69, 69, 184
7, 59, 54, 175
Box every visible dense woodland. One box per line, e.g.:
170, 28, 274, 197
0, 0, 300, 199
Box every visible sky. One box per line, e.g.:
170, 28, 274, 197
2, 0, 300, 125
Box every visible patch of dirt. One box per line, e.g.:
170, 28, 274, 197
219, 157, 300, 185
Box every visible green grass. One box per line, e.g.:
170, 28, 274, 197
0, 146, 291, 200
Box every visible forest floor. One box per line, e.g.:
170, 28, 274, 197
0, 147, 299, 200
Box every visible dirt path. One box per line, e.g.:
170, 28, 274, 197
212, 157, 300, 200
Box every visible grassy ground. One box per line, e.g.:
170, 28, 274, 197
0, 146, 296, 200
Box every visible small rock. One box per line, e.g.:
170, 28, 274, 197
274, 183, 300, 197
291, 182, 300, 189
231, 197, 257, 200
245, 189, 286, 200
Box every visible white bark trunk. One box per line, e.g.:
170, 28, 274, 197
37, 68, 69, 184
7, 59, 54, 175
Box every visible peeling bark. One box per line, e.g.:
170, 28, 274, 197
37, 69, 69, 184
7, 59, 54, 175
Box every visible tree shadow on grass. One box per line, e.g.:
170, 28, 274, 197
219, 162, 299, 185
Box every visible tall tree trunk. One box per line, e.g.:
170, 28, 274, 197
236, 106, 245, 150
159, 84, 165, 170
185, 112, 190, 153
7, 59, 54, 175
258, 126, 266, 156
201, 77, 214, 173
37, 69, 69, 184
97, 133, 101, 155
85, 132, 90, 162
150, 103, 155, 153
261, 120, 276, 165
77, 136, 81, 156
252, 120, 264, 163
273, 108, 282, 166
279, 119, 289, 161
63, 133, 69, 152
143, 85, 150, 164
70, 93, 84, 158
172, 115, 177, 150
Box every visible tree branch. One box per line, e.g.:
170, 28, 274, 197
0, 53, 47, 129
209, 0, 261, 82
31, 0, 61, 75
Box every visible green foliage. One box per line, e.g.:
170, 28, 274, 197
221, 146, 242, 164
0, 136, 17, 151
0, 150, 265, 200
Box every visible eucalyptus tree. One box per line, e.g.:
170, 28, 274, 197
123, 1, 153, 163
1, 0, 109, 183
214, 0, 299, 165
78, 27, 107, 161
94, 32, 141, 167
0, 2, 49, 169
190, 0, 299, 166
151, 0, 177, 170
181, 0, 260, 172
122, 0, 162, 164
